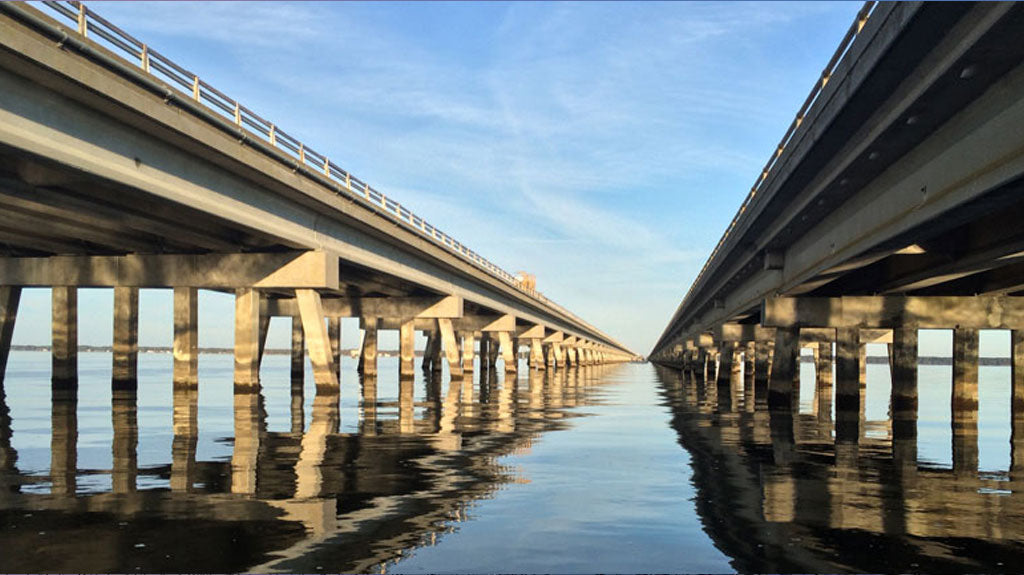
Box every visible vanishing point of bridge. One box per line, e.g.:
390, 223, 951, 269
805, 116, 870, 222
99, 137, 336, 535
0, 1, 635, 398
652, 1, 1024, 473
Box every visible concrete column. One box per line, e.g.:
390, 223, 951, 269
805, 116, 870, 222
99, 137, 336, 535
170, 385, 198, 492
51, 287, 77, 389
358, 318, 378, 376
291, 316, 305, 381
479, 334, 490, 371
461, 332, 475, 373
437, 318, 462, 378
835, 328, 861, 459
328, 317, 341, 378
112, 286, 139, 391
400, 319, 416, 378
490, 335, 502, 368
952, 327, 979, 475
0, 287, 21, 386
743, 342, 756, 412
50, 391, 77, 495
234, 288, 261, 388
546, 343, 556, 369
565, 346, 577, 367
530, 340, 544, 371
891, 328, 919, 468
813, 342, 834, 426
498, 331, 517, 373
553, 342, 564, 369
716, 342, 735, 412
173, 287, 198, 388
111, 391, 138, 493
428, 329, 443, 374
768, 327, 799, 411
422, 330, 436, 372
1012, 330, 1024, 475
257, 296, 270, 369
296, 289, 340, 389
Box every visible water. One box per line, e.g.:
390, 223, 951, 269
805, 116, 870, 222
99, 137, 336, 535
2, 351, 1024, 572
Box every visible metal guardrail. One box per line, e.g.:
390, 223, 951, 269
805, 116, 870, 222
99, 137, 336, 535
34, 0, 611, 339
658, 1, 877, 349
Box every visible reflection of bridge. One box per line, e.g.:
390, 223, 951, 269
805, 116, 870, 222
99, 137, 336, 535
650, 2, 1024, 472
655, 365, 1024, 573
0, 0, 635, 404
0, 364, 609, 573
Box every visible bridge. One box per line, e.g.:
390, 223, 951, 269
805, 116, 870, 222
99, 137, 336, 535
0, 0, 635, 397
651, 1, 1024, 463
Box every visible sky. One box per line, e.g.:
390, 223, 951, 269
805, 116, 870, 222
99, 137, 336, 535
14, 0, 993, 357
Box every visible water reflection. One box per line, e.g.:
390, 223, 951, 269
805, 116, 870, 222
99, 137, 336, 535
655, 362, 1024, 573
0, 355, 612, 573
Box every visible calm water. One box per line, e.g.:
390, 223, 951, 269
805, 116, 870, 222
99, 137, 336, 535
1, 351, 1023, 572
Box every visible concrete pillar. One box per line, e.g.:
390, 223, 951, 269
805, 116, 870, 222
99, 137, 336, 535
1012, 330, 1024, 475
400, 319, 416, 378
429, 329, 444, 374
358, 318, 378, 376
717, 342, 735, 412
530, 340, 544, 371
173, 287, 198, 388
170, 385, 198, 492
111, 390, 138, 493
554, 342, 564, 369
234, 288, 261, 388
952, 327, 979, 475
437, 318, 462, 378
546, 343, 557, 369
291, 316, 305, 381
296, 289, 339, 389
51, 287, 77, 389
565, 346, 577, 367
768, 327, 799, 411
479, 334, 490, 371
461, 332, 475, 373
328, 317, 341, 378
50, 391, 77, 495
0, 287, 21, 386
498, 331, 517, 373
743, 342, 756, 412
257, 296, 270, 369
813, 343, 833, 424
112, 286, 139, 391
835, 328, 861, 462
891, 328, 919, 468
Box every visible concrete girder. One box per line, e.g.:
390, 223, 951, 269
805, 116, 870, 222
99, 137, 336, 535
763, 295, 1024, 329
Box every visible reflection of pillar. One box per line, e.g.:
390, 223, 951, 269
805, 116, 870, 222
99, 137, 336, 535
399, 319, 416, 378
754, 342, 770, 410
891, 328, 918, 470
835, 328, 861, 466
761, 471, 796, 523
952, 328, 979, 475
173, 287, 199, 387
496, 369, 515, 432
1012, 331, 1024, 476
399, 377, 415, 434
111, 390, 138, 493
112, 286, 139, 391
231, 391, 264, 495
171, 386, 198, 492
50, 391, 77, 495
744, 342, 756, 412
234, 288, 261, 388
358, 318, 378, 376
0, 287, 20, 386
52, 287, 78, 389
295, 391, 339, 499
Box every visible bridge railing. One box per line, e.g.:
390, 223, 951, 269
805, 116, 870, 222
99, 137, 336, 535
36, 0, 608, 336
658, 1, 877, 348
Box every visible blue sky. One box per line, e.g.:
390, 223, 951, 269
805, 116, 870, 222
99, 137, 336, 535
16, 0, 968, 356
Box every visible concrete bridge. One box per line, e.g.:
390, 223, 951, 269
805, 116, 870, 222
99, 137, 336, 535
651, 1, 1024, 451
0, 1, 635, 395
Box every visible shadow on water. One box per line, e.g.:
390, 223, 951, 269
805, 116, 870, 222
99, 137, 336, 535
654, 361, 1024, 574
0, 352, 613, 574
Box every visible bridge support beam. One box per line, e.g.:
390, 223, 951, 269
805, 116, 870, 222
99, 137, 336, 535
291, 316, 305, 382
358, 319, 378, 377
0, 286, 21, 386
296, 289, 339, 389
437, 318, 462, 378
891, 327, 918, 468
1013, 331, 1024, 475
112, 286, 139, 391
328, 318, 341, 379
52, 286, 77, 389
234, 288, 261, 389
173, 287, 198, 388
529, 340, 544, 371
498, 331, 517, 373
461, 332, 475, 373
952, 328, 980, 475
399, 319, 416, 378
